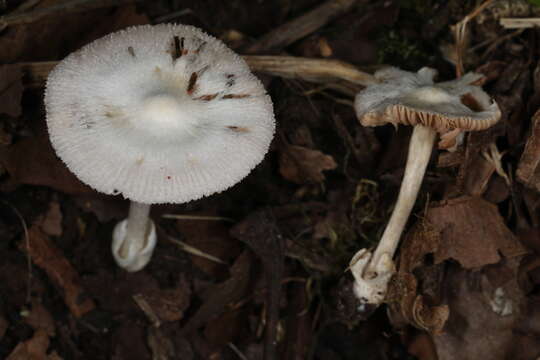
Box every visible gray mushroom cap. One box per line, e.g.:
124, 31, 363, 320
354, 67, 501, 137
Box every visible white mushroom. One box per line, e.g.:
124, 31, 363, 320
350, 67, 501, 306
45, 24, 275, 272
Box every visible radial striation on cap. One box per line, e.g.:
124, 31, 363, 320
45, 24, 275, 204
354, 67, 501, 133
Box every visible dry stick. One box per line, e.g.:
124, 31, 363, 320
243, 0, 360, 54
21, 56, 377, 92
453, 0, 495, 77
0, 0, 139, 27
244, 55, 377, 86
500, 18, 540, 29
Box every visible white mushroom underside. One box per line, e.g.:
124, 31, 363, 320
45, 24, 275, 204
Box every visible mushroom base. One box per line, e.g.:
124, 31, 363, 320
350, 249, 395, 306
112, 219, 157, 272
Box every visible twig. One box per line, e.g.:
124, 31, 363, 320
243, 0, 361, 54
244, 55, 377, 87
453, 0, 495, 77
133, 294, 161, 327
500, 18, 540, 29
228, 343, 249, 360
166, 235, 227, 265
20, 56, 377, 93
13, 0, 42, 14
0, 0, 139, 27
162, 214, 235, 222
153, 8, 193, 24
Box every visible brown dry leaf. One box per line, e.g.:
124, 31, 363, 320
0, 64, 23, 117
433, 261, 526, 360
389, 196, 526, 334
6, 329, 60, 360
517, 108, 540, 192
0, 125, 92, 194
19, 225, 95, 318
428, 196, 526, 268
279, 144, 337, 184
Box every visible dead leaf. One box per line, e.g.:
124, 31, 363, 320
0, 64, 23, 117
433, 261, 526, 360
279, 145, 337, 184
427, 196, 526, 269
19, 226, 95, 318
6, 329, 59, 360
388, 196, 526, 334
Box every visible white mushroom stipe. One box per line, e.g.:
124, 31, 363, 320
350, 67, 500, 307
112, 202, 156, 272
350, 125, 436, 304
45, 24, 275, 272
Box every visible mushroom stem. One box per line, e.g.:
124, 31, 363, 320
112, 201, 157, 272
121, 201, 151, 256
366, 125, 436, 277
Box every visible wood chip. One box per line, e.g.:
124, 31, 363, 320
19, 226, 95, 318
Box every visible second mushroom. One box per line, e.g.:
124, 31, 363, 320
349, 67, 501, 307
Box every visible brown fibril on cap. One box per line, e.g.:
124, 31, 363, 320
349, 67, 501, 309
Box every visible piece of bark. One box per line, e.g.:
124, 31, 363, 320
181, 251, 252, 334
230, 210, 284, 360
517, 108, 540, 192
243, 0, 361, 54
19, 226, 95, 318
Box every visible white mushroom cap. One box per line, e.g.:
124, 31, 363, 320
354, 67, 501, 134
45, 24, 275, 204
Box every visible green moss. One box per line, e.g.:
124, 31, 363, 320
376, 29, 430, 70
